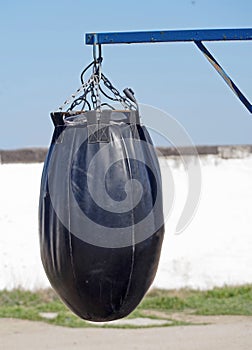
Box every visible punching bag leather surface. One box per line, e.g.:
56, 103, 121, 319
39, 110, 164, 321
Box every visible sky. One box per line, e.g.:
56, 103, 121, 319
0, 0, 251, 149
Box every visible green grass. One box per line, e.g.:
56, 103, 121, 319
0, 285, 252, 328
139, 285, 252, 315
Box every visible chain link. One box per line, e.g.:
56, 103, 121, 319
94, 75, 101, 112
101, 74, 136, 110
58, 76, 95, 111
68, 85, 92, 111
57, 60, 137, 112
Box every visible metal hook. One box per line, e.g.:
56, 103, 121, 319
93, 44, 103, 84
93, 43, 102, 64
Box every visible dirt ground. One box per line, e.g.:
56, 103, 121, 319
1, 316, 252, 350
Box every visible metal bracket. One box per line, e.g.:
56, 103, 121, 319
194, 41, 251, 113
85, 28, 252, 113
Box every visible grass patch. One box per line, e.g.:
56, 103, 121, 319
0, 285, 252, 328
139, 285, 252, 316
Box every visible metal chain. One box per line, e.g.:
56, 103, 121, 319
57, 60, 137, 112
58, 76, 95, 111
68, 85, 92, 111
90, 83, 97, 109
93, 75, 101, 111
101, 74, 136, 110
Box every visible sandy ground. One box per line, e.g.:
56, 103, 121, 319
1, 317, 252, 350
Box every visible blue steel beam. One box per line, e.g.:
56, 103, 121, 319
85, 28, 252, 113
86, 28, 252, 45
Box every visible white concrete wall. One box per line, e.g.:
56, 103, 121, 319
0, 154, 252, 290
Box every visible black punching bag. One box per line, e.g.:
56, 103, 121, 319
39, 109, 164, 321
